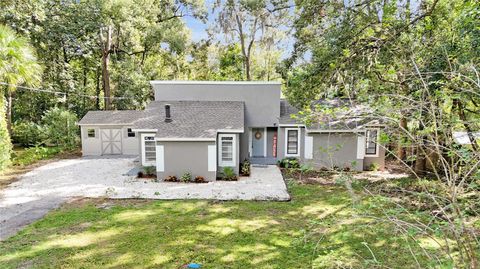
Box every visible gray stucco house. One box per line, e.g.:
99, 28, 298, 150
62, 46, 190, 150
78, 81, 385, 181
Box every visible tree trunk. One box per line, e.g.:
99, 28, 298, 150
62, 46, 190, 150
6, 91, 13, 136
397, 117, 407, 160
95, 67, 101, 110
101, 26, 112, 110
454, 99, 479, 152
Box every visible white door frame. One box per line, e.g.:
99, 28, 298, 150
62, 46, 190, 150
141, 133, 156, 166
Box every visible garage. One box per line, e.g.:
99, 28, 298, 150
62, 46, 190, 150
78, 110, 143, 156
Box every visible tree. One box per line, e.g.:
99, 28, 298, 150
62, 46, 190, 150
212, 0, 291, 80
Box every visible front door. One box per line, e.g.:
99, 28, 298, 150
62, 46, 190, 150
101, 129, 122, 155
251, 128, 265, 157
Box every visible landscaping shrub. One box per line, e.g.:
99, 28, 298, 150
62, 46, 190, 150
164, 175, 177, 182
368, 162, 380, 171
12, 121, 45, 146
180, 172, 192, 182
11, 146, 62, 166
240, 159, 250, 176
41, 107, 79, 149
137, 171, 144, 178
221, 167, 237, 181
194, 176, 206, 183
143, 166, 156, 176
278, 157, 300, 169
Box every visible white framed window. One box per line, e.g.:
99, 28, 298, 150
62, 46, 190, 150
87, 128, 96, 138
141, 133, 156, 166
365, 129, 379, 157
285, 128, 300, 157
218, 134, 236, 167
127, 128, 135, 137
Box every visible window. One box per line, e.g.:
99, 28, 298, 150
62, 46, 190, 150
365, 129, 379, 156
219, 134, 236, 167
285, 128, 300, 156
142, 134, 156, 166
87, 128, 95, 138
127, 128, 135, 137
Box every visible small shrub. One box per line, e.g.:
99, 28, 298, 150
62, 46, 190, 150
137, 171, 144, 178
300, 164, 313, 173
143, 166, 156, 176
164, 175, 177, 182
41, 107, 79, 149
278, 157, 300, 169
241, 159, 251, 176
11, 146, 62, 166
368, 163, 380, 171
12, 121, 45, 146
222, 167, 237, 181
194, 176, 206, 183
180, 172, 192, 182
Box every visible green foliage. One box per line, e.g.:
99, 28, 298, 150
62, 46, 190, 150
221, 166, 237, 181
180, 172, 192, 182
0, 95, 11, 171
278, 157, 300, 169
41, 107, 78, 149
12, 121, 44, 146
368, 163, 380, 172
143, 166, 156, 177
11, 146, 62, 166
240, 159, 251, 176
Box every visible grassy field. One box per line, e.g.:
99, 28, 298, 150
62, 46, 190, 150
0, 181, 450, 269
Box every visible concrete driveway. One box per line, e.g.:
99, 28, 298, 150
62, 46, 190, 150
0, 157, 289, 240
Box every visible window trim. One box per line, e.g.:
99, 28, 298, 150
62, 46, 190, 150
218, 134, 236, 167
284, 128, 301, 157
86, 128, 96, 138
141, 133, 157, 166
127, 128, 136, 138
365, 129, 380, 157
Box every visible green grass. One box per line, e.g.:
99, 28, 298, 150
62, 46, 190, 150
0, 182, 451, 269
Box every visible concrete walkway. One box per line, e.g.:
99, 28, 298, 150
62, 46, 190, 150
0, 157, 289, 240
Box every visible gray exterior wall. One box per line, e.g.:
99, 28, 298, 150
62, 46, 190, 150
307, 133, 363, 171
151, 82, 281, 127
363, 144, 386, 170
80, 125, 139, 156
156, 141, 216, 181
277, 127, 306, 162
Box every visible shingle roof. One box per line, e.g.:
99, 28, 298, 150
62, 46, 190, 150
279, 98, 383, 130
279, 99, 302, 124
133, 101, 244, 139
78, 110, 143, 125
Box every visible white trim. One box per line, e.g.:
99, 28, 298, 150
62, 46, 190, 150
279, 124, 306, 127
208, 145, 217, 172
218, 134, 236, 167
284, 128, 301, 157
150, 80, 281, 85
365, 129, 380, 157
155, 137, 215, 141
86, 128, 97, 139
356, 134, 365, 159
132, 129, 158, 132
217, 129, 244, 133
156, 145, 164, 172
263, 127, 267, 157
304, 135, 313, 159
141, 133, 156, 166
248, 129, 253, 157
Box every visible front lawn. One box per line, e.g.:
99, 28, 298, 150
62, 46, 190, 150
0, 182, 451, 268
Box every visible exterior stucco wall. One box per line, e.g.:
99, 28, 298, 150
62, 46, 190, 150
363, 144, 386, 170
156, 141, 216, 181
217, 133, 240, 176
277, 127, 306, 162
80, 125, 139, 156
152, 82, 281, 127
307, 133, 363, 171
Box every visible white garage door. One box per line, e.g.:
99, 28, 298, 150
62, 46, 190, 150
101, 129, 122, 155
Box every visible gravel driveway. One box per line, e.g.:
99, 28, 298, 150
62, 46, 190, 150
0, 157, 289, 240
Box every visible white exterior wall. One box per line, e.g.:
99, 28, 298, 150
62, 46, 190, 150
80, 125, 139, 156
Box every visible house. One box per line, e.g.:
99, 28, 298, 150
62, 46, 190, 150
78, 81, 385, 181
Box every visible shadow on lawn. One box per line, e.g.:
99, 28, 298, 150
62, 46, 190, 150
0, 184, 446, 268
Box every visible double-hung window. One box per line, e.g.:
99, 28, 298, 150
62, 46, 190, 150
219, 134, 235, 167
365, 129, 379, 156
285, 128, 300, 157
141, 134, 156, 166
127, 128, 135, 137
